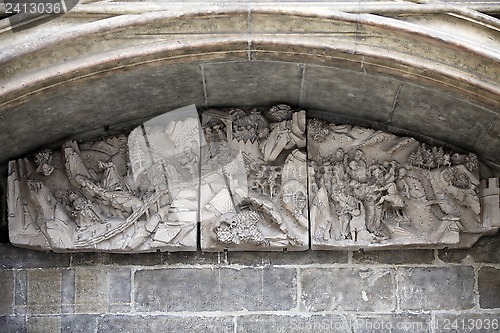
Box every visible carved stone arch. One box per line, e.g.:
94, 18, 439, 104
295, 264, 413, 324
0, 3, 498, 251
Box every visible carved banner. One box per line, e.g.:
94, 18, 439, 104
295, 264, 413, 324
7, 105, 499, 252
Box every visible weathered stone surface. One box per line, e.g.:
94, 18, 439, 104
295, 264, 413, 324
433, 312, 500, 333
398, 267, 475, 310
109, 268, 132, 313
61, 315, 98, 333
27, 269, 62, 314
352, 249, 434, 265
28, 316, 61, 333
134, 267, 296, 312
353, 314, 431, 333
308, 117, 483, 250
61, 269, 75, 314
160, 251, 220, 266
438, 232, 500, 264
301, 66, 401, 123
478, 267, 500, 309
97, 315, 234, 333
203, 62, 303, 107
0, 244, 70, 269
227, 250, 348, 266
0, 270, 14, 316
236, 314, 353, 333
0, 316, 26, 333
75, 268, 109, 313
201, 107, 308, 251
300, 268, 394, 312
13, 270, 27, 315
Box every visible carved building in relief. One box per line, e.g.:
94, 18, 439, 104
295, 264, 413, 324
6, 105, 499, 252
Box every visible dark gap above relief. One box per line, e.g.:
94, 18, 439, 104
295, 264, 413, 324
6, 105, 500, 252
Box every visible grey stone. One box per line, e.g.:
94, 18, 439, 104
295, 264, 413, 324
227, 251, 348, 266
61, 315, 98, 333
390, 83, 494, 153
237, 314, 353, 333
28, 316, 61, 333
203, 61, 303, 107
14, 270, 27, 314
477, 115, 500, 163
398, 267, 475, 310
438, 232, 500, 264
97, 315, 234, 333
0, 316, 26, 333
353, 313, 431, 333
134, 267, 296, 312
160, 251, 220, 266
100, 253, 162, 266
27, 269, 62, 314
478, 267, 500, 309
108, 268, 131, 313
433, 312, 500, 332
300, 268, 395, 312
0, 244, 70, 269
352, 250, 434, 265
74, 268, 109, 314
0, 119, 22, 163
0, 270, 14, 315
61, 269, 75, 314
301, 65, 401, 123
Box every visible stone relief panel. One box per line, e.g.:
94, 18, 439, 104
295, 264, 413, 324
308, 117, 498, 249
6, 105, 499, 252
200, 105, 309, 251
8, 105, 200, 252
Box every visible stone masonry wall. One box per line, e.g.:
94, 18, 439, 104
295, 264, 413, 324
1, 233, 499, 333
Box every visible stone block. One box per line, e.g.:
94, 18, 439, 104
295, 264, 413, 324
300, 268, 394, 312
352, 249, 434, 265
0, 270, 14, 316
236, 314, 353, 333
203, 61, 303, 107
227, 251, 348, 266
14, 270, 27, 315
101, 253, 162, 266
438, 232, 500, 264
28, 316, 61, 333
27, 269, 62, 314
0, 316, 26, 333
134, 267, 296, 312
301, 65, 401, 123
478, 267, 500, 309
108, 268, 131, 313
391, 83, 494, 153
61, 315, 98, 333
74, 268, 109, 313
0, 244, 70, 269
160, 251, 220, 266
398, 267, 475, 310
433, 312, 500, 333
61, 269, 75, 314
97, 315, 234, 333
353, 313, 431, 333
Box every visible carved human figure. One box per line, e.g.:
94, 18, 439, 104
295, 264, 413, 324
35, 150, 55, 176
68, 191, 103, 229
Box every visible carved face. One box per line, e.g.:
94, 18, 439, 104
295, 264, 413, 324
40, 163, 54, 176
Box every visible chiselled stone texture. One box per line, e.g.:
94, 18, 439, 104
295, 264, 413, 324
98, 315, 234, 333
27, 269, 63, 314
478, 267, 500, 309
0, 270, 14, 316
134, 267, 296, 312
397, 267, 475, 310
8, 105, 497, 253
300, 268, 395, 312
438, 233, 500, 264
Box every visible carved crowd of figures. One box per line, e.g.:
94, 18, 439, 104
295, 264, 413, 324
6, 105, 499, 252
